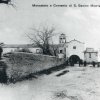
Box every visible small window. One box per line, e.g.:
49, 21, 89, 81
60, 50, 63, 53
73, 46, 76, 49
89, 53, 91, 58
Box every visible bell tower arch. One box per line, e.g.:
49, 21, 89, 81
59, 33, 66, 44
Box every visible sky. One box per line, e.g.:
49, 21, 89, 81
0, 0, 100, 49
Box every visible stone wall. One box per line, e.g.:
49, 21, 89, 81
4, 52, 64, 80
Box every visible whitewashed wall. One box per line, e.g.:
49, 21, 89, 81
28, 48, 42, 53
66, 40, 84, 60
3, 48, 16, 54
3, 47, 42, 54
84, 53, 98, 62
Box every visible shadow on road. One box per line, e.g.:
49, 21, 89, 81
56, 70, 69, 77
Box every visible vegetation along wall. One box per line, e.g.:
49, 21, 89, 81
4, 52, 64, 81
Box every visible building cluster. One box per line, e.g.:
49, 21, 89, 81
58, 33, 98, 65
0, 33, 98, 66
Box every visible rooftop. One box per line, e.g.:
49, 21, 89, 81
84, 48, 98, 53
0, 43, 39, 48
67, 39, 84, 44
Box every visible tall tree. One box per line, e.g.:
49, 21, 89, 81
26, 25, 59, 56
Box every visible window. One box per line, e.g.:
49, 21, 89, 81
73, 46, 76, 49
60, 50, 63, 53
89, 53, 91, 58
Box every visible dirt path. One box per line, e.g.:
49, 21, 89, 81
0, 66, 100, 100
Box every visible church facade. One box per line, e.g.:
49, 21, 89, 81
58, 33, 85, 64
58, 33, 99, 64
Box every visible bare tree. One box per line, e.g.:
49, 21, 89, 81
0, 0, 16, 8
26, 26, 59, 56
0, 0, 11, 4
50, 39, 59, 56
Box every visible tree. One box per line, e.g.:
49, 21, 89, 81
0, 0, 11, 4
50, 41, 59, 56
26, 26, 59, 56
0, 0, 16, 8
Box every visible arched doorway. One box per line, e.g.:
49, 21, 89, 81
68, 55, 80, 66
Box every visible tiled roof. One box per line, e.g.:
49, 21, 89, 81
84, 48, 98, 53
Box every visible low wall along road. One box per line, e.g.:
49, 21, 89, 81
3, 52, 64, 82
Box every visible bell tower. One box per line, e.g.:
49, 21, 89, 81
59, 33, 66, 44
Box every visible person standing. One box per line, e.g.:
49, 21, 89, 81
92, 61, 95, 67
84, 61, 87, 67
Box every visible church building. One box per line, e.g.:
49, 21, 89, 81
58, 33, 85, 64
84, 48, 98, 63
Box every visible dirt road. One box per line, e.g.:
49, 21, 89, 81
0, 66, 100, 100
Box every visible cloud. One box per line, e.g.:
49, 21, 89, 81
64, 8, 87, 21
87, 8, 100, 20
